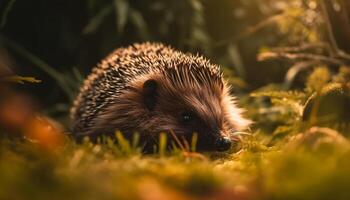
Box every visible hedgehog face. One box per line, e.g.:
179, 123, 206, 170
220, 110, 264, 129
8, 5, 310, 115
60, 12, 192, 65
88, 73, 249, 152
141, 77, 249, 152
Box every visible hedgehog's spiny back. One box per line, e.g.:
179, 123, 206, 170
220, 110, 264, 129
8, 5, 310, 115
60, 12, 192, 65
71, 43, 174, 134
70, 43, 222, 136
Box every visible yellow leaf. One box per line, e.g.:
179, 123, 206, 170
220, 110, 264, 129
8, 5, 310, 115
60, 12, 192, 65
1, 75, 41, 84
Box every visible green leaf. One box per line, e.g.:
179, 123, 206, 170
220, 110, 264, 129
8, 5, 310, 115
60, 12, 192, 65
114, 0, 129, 34
0, 0, 16, 28
82, 4, 114, 34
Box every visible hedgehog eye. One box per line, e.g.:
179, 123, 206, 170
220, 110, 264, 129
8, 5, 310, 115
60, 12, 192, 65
181, 112, 193, 124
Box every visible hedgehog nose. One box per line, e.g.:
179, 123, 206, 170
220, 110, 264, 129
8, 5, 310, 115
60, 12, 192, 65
214, 137, 232, 152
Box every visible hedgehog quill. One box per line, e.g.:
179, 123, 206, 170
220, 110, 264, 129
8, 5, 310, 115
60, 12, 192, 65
71, 43, 251, 152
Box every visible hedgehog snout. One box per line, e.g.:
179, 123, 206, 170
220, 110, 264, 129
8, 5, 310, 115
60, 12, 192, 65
214, 137, 232, 152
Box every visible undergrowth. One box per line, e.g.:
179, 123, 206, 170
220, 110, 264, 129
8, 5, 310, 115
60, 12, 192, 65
1, 127, 350, 200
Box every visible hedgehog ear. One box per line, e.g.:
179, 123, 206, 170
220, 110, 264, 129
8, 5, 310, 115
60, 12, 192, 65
143, 79, 158, 111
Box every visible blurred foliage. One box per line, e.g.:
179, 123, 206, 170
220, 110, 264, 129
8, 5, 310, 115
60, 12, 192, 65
1, 127, 350, 200
0, 0, 331, 106
1, 0, 350, 199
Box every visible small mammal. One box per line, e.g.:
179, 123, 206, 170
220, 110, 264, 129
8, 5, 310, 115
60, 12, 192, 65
71, 43, 250, 152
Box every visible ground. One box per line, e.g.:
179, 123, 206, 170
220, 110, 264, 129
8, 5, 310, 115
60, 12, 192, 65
1, 126, 350, 200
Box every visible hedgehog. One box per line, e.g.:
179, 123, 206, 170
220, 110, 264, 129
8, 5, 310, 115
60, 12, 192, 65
70, 43, 250, 152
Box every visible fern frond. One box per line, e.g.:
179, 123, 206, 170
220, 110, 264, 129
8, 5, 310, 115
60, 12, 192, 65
251, 90, 306, 100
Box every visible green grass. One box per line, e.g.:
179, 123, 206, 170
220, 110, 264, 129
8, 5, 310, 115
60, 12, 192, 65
1, 128, 350, 200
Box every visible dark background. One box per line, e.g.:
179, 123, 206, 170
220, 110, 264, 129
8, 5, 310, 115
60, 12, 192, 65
1, 0, 327, 113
